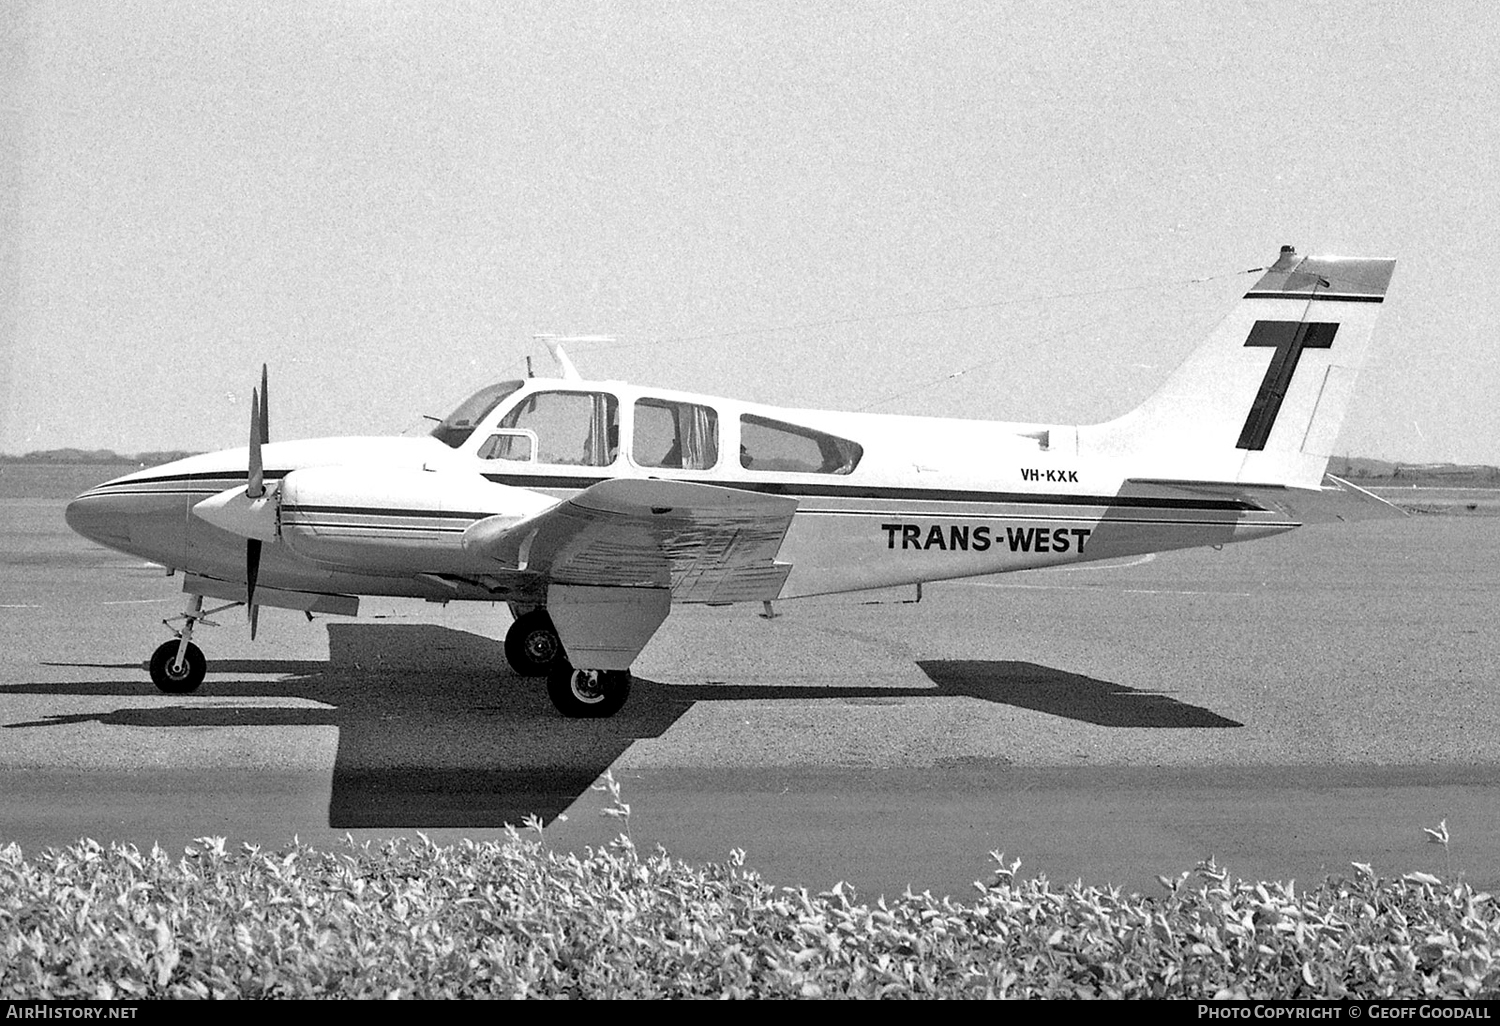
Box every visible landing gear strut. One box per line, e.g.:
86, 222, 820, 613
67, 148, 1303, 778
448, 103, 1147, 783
504, 609, 567, 677
148, 593, 238, 694
546, 666, 632, 719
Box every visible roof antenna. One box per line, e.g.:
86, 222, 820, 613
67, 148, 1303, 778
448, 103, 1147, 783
526, 355, 534, 379
533, 334, 614, 382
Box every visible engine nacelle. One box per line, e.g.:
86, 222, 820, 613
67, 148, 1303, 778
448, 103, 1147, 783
277, 466, 553, 574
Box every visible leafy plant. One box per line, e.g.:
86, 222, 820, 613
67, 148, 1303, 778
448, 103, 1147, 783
3, 798, 1498, 999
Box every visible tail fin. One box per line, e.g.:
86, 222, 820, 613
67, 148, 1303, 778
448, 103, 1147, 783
1081, 246, 1396, 489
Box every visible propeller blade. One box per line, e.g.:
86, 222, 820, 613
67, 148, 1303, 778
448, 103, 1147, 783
246, 368, 269, 639
259, 364, 270, 444
246, 537, 261, 637
247, 387, 264, 499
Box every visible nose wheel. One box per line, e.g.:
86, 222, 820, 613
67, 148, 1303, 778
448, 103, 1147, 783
149, 640, 206, 694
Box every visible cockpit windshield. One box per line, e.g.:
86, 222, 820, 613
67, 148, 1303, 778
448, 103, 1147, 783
429, 380, 525, 449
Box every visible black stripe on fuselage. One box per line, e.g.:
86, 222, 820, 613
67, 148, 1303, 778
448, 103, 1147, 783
281, 511, 1252, 531
1242, 291, 1383, 303
76, 487, 221, 499
281, 502, 1257, 526
77, 471, 287, 500
108, 470, 292, 483
797, 508, 1250, 525
105, 469, 1260, 513
480, 474, 1261, 511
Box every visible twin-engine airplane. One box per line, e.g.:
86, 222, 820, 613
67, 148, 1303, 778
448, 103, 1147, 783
67, 246, 1399, 717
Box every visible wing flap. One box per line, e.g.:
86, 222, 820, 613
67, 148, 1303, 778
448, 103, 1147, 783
462, 479, 799, 601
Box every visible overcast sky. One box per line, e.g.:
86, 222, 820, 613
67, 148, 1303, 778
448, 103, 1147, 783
4, 1, 1498, 462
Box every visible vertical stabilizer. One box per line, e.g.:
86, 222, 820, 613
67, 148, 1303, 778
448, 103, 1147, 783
1079, 246, 1396, 488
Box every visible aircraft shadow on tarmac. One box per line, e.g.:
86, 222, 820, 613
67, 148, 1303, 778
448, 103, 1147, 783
915, 660, 1244, 729
20, 624, 1240, 829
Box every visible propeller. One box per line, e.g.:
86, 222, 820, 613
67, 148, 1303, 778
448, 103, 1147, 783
188, 363, 278, 641
245, 367, 268, 638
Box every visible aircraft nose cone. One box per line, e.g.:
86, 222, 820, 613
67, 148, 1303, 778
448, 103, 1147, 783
65, 492, 133, 550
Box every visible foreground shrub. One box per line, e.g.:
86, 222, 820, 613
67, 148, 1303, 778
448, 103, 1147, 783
3, 816, 1499, 998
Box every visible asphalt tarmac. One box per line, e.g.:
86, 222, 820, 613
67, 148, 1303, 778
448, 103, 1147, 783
4, 476, 1499, 899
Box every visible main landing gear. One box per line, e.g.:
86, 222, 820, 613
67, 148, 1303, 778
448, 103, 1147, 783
546, 668, 632, 719
504, 609, 568, 677
147, 593, 240, 694
504, 607, 634, 719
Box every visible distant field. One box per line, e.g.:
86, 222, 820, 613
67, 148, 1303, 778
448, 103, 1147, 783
0, 463, 138, 500
1366, 486, 1500, 516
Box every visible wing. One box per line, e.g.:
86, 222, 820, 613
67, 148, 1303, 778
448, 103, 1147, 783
461, 478, 799, 603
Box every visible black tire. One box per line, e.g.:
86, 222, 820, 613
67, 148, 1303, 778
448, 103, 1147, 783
149, 640, 206, 694
546, 667, 631, 718
504, 610, 567, 677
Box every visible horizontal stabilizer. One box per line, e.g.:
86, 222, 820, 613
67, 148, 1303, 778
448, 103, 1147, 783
1122, 474, 1406, 524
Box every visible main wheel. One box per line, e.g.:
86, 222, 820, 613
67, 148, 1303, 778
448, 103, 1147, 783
504, 610, 567, 677
546, 667, 631, 718
149, 640, 206, 694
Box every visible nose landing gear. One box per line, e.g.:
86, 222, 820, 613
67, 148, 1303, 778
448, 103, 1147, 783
148, 593, 240, 694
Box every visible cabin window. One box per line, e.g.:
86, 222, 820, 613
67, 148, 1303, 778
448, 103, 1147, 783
633, 399, 719, 470
430, 380, 524, 448
477, 430, 535, 462
739, 415, 862, 475
497, 391, 619, 467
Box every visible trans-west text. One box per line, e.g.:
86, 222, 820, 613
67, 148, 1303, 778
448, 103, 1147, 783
881, 523, 1092, 554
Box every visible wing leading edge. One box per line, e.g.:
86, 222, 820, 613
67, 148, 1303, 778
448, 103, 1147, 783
461, 478, 799, 604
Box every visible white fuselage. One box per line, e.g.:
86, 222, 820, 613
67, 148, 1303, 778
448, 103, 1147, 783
65, 375, 1298, 610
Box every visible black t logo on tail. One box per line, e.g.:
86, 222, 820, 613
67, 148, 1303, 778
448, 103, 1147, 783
1236, 320, 1339, 451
